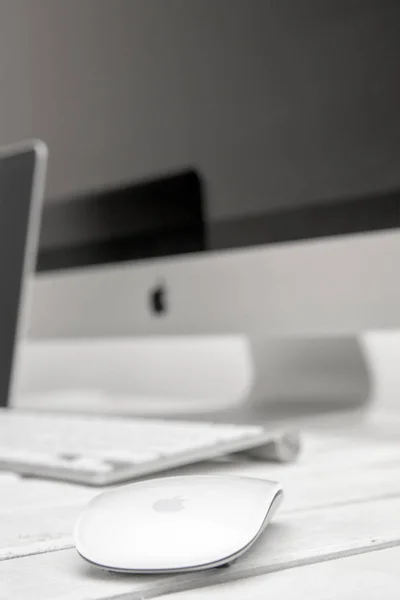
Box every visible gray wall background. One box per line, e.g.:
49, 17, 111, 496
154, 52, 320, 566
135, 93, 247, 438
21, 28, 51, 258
1, 0, 400, 226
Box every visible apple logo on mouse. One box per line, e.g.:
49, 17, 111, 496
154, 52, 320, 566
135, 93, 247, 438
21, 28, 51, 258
149, 280, 167, 316
152, 496, 185, 512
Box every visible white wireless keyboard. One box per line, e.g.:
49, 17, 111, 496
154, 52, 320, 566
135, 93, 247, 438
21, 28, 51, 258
0, 409, 299, 485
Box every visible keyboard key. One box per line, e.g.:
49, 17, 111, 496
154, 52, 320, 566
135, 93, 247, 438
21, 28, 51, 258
98, 450, 160, 465
68, 458, 114, 474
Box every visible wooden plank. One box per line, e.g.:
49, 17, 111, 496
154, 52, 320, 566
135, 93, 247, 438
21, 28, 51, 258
166, 545, 400, 600
0, 477, 98, 560
0, 476, 96, 512
1, 496, 400, 600
0, 505, 78, 561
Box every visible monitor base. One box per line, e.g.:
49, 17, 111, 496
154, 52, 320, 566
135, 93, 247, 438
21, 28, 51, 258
245, 335, 372, 419
15, 335, 372, 418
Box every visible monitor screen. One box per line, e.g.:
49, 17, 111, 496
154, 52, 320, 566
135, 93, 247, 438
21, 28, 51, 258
37, 1, 400, 273
0, 148, 38, 405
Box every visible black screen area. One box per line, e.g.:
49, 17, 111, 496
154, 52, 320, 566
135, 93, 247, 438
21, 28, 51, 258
36, 176, 400, 274
0, 150, 36, 406
36, 1, 400, 273
37, 170, 205, 273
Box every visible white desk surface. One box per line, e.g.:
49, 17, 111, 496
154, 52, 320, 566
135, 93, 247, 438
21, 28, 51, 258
2, 332, 400, 599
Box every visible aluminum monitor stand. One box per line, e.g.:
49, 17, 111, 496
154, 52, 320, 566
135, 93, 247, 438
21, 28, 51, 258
245, 336, 372, 419
15, 334, 371, 418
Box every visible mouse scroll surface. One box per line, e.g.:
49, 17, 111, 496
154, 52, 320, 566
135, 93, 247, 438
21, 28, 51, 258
74, 475, 283, 573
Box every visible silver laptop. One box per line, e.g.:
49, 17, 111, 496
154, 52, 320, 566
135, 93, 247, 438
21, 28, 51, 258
0, 140, 48, 407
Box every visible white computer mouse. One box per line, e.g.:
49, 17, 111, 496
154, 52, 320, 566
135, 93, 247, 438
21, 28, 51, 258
74, 474, 283, 573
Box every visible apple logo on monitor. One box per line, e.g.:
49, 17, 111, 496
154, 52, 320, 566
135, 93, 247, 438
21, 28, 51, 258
152, 496, 185, 512
149, 281, 167, 316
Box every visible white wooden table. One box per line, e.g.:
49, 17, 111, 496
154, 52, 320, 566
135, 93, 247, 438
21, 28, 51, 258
1, 332, 400, 599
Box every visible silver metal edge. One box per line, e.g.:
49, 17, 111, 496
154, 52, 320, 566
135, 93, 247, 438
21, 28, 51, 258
5, 139, 48, 407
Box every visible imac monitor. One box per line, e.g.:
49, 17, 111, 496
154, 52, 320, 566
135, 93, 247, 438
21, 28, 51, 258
30, 0, 400, 339
24, 2, 400, 411
0, 141, 47, 407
